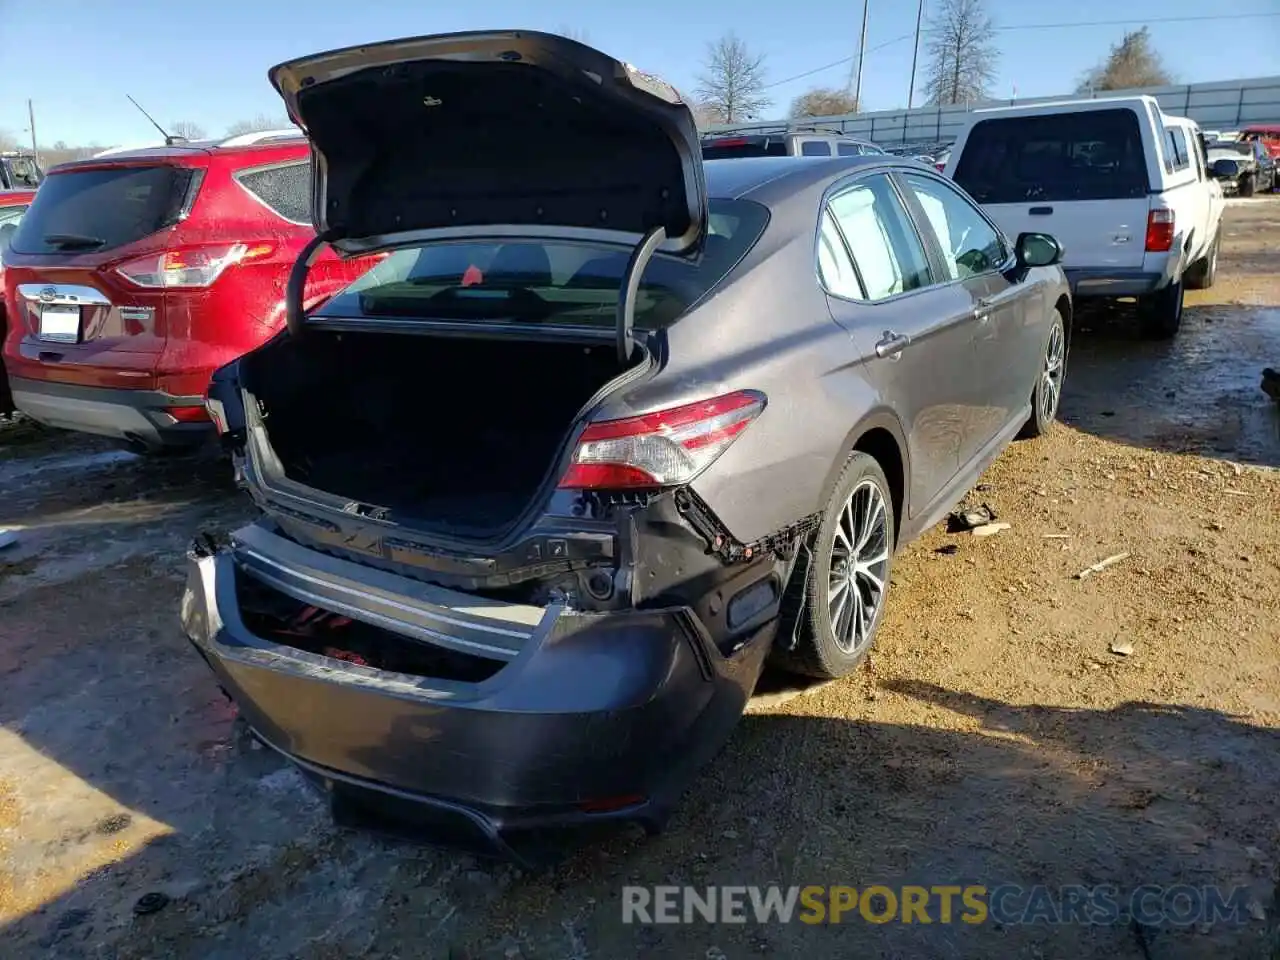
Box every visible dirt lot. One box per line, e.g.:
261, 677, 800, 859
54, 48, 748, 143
2, 199, 1278, 960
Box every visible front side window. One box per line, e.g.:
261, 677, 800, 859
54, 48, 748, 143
314, 199, 770, 330
899, 172, 1007, 280
826, 175, 931, 301
837, 142, 862, 157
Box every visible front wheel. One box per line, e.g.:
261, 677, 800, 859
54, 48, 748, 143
1239, 174, 1255, 198
772, 453, 894, 679
1138, 278, 1184, 340
1018, 308, 1066, 439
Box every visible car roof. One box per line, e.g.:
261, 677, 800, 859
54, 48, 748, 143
45, 132, 309, 173
706, 155, 888, 201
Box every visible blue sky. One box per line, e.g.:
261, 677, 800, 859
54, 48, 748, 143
1, 0, 1277, 147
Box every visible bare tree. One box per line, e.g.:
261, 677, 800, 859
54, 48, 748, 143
225, 114, 291, 137
169, 120, 207, 141
695, 33, 769, 124
0, 129, 19, 152
789, 87, 859, 119
1077, 28, 1173, 94
924, 0, 999, 106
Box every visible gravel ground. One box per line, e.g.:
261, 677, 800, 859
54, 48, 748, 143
1, 199, 1278, 960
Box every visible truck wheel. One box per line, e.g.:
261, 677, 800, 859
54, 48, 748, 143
1239, 174, 1255, 198
772, 452, 893, 680
1138, 279, 1184, 340
1184, 232, 1219, 291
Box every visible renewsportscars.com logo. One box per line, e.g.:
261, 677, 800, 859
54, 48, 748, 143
621, 884, 1260, 926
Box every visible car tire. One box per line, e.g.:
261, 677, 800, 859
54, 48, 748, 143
1018, 307, 1067, 439
1239, 174, 1255, 198
1137, 278, 1184, 340
1184, 231, 1219, 291
771, 452, 894, 680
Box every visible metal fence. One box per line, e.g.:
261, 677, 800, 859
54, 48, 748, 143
703, 75, 1280, 149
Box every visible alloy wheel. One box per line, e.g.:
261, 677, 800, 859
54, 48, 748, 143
1040, 320, 1065, 424
827, 478, 890, 655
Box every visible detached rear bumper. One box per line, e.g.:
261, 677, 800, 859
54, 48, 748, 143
180, 523, 774, 865
9, 376, 211, 449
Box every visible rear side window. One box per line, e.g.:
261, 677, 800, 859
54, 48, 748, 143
826, 175, 932, 301
314, 198, 770, 330
1164, 127, 1190, 173
10, 165, 199, 255
702, 139, 789, 159
235, 161, 311, 224
953, 109, 1151, 204
801, 141, 832, 157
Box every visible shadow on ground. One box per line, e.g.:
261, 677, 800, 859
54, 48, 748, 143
1060, 300, 1280, 468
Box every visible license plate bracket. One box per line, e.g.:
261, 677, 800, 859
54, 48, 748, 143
38, 304, 81, 343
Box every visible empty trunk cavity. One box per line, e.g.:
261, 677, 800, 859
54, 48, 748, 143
235, 563, 505, 682
242, 331, 642, 536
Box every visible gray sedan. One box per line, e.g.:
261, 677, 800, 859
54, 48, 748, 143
187, 30, 1071, 862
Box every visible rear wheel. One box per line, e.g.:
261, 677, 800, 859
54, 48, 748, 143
772, 453, 893, 679
1138, 278, 1184, 340
1184, 232, 1220, 291
1018, 308, 1066, 439
1239, 174, 1255, 198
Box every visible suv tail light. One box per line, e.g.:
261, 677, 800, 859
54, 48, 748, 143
115, 242, 274, 288
558, 390, 766, 490
1145, 210, 1175, 252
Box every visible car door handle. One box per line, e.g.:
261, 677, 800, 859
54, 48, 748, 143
1029, 206, 1053, 215
875, 331, 911, 359
974, 297, 994, 322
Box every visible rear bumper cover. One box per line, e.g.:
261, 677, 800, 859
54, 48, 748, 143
180, 523, 775, 863
1064, 269, 1165, 298
8, 376, 211, 448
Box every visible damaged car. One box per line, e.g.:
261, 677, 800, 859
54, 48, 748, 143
181, 30, 1072, 864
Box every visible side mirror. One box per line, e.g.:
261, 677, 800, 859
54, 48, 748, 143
1211, 158, 1241, 179
1015, 232, 1063, 269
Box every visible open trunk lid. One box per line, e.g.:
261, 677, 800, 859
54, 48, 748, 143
269, 31, 707, 257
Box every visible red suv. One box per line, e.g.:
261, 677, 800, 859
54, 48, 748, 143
1, 132, 374, 450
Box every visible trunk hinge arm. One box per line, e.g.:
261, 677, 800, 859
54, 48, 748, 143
285, 229, 340, 338
616, 225, 667, 363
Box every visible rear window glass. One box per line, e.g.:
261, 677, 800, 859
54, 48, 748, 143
953, 109, 1150, 204
10, 165, 198, 255
313, 198, 770, 330
235, 161, 311, 224
702, 139, 789, 159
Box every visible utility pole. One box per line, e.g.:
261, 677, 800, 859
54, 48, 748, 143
907, 0, 925, 109
27, 100, 38, 164
853, 0, 869, 112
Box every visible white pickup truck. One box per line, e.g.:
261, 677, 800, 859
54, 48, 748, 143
944, 95, 1225, 338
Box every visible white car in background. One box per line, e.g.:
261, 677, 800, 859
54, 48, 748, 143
944, 95, 1225, 339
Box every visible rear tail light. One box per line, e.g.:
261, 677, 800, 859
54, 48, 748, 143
115, 242, 274, 289
558, 390, 766, 490
1145, 210, 1175, 252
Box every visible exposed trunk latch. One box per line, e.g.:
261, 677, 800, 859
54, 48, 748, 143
616, 225, 667, 363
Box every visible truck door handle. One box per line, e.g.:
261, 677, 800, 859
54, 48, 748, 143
875, 331, 911, 359
1029, 206, 1053, 215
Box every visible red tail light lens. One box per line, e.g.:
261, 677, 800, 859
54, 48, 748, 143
558, 390, 766, 490
167, 405, 210, 423
1145, 209, 1175, 252
115, 242, 274, 289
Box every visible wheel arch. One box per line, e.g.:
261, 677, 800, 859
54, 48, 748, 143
821, 411, 909, 545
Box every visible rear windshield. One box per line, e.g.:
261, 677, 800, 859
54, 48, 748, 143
953, 109, 1151, 204
702, 139, 789, 160
313, 199, 770, 329
9, 165, 198, 255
